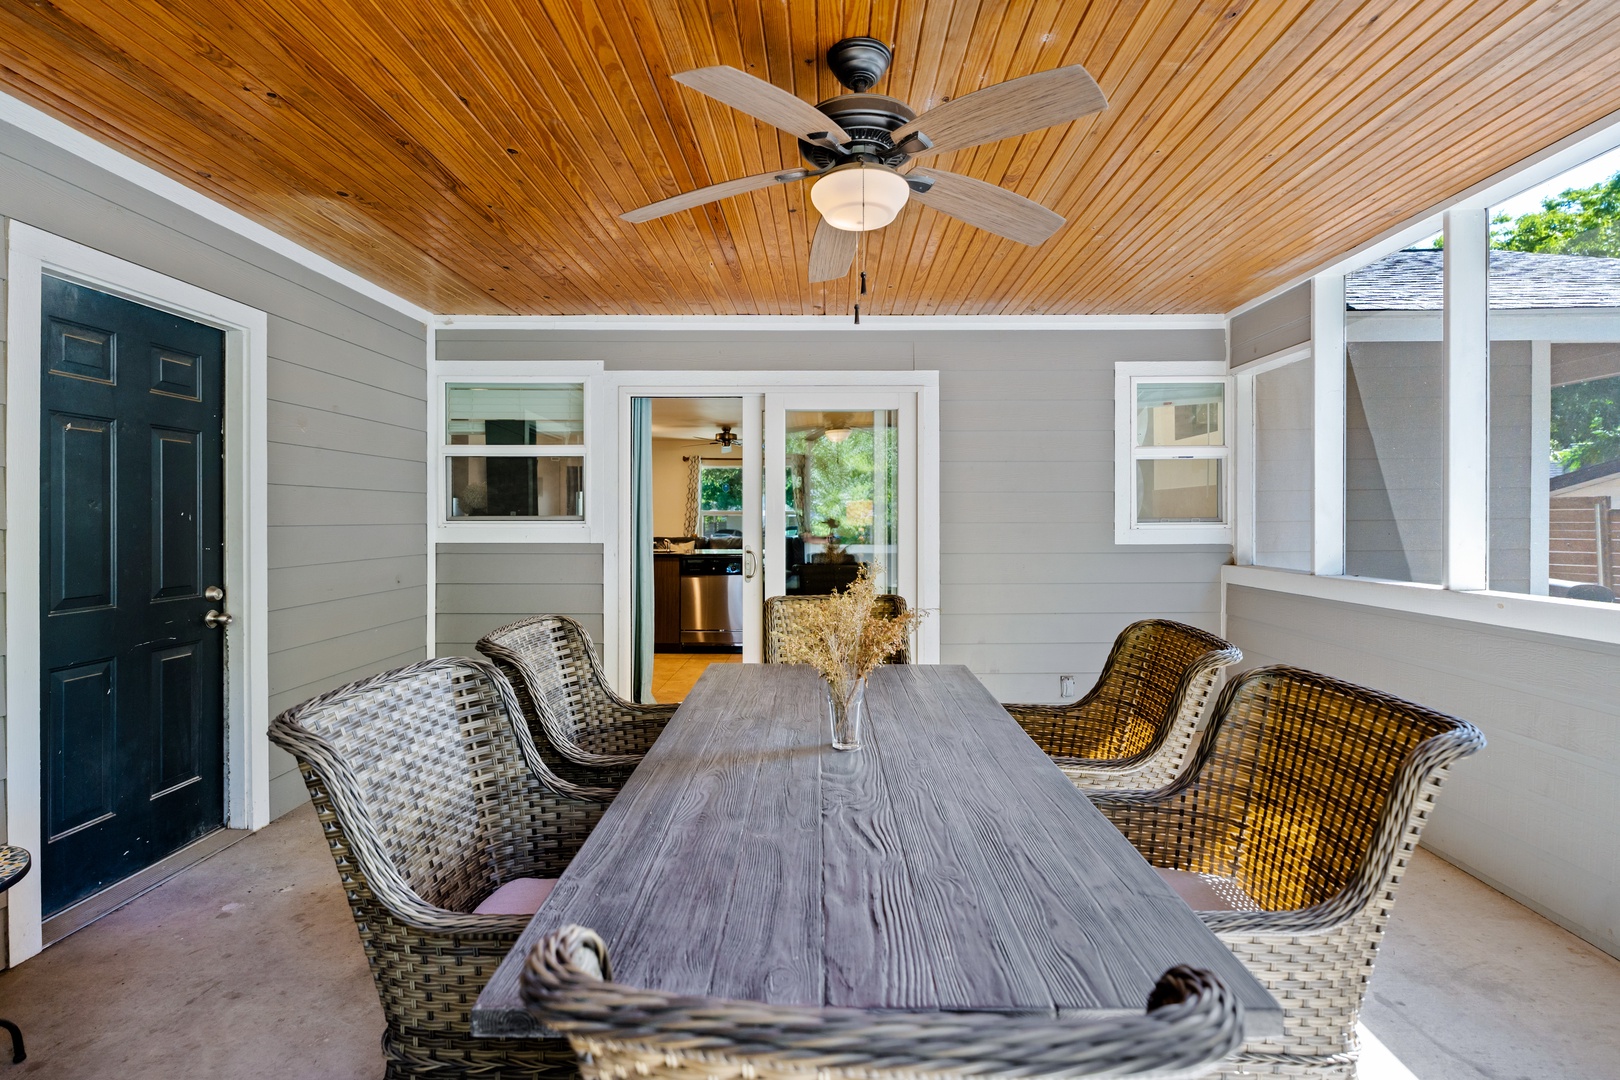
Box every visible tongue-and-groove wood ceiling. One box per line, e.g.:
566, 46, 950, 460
2, 2, 1619, 316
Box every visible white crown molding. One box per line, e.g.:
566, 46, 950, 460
433, 313, 1226, 331
0, 87, 430, 325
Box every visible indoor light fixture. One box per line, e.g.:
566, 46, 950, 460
822, 426, 852, 443
810, 162, 909, 231
712, 425, 739, 453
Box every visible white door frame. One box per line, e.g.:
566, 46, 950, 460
604, 370, 940, 694
5, 222, 271, 964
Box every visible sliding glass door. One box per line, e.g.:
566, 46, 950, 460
764, 392, 918, 608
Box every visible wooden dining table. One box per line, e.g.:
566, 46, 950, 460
472, 663, 1282, 1037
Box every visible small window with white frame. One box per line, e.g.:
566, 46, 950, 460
443, 382, 587, 522
1115, 362, 1233, 545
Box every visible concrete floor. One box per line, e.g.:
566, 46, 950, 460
0, 806, 1616, 1079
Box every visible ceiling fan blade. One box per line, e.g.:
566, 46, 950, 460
891, 65, 1106, 158
808, 217, 859, 283
907, 167, 1064, 245
673, 66, 850, 143
621, 168, 814, 223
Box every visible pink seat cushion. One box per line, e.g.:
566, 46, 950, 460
1155, 867, 1260, 912
473, 877, 558, 916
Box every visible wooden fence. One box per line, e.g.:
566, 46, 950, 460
1549, 495, 1618, 590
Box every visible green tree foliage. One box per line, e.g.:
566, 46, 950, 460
1492, 172, 1620, 257
1483, 170, 1620, 472
699, 464, 742, 511
1550, 375, 1620, 472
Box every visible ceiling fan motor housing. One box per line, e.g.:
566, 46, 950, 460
799, 93, 917, 170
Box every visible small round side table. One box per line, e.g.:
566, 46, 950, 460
0, 845, 29, 1063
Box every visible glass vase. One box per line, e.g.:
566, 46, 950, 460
825, 676, 868, 751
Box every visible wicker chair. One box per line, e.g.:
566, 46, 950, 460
522, 924, 1245, 1080
763, 593, 911, 664
478, 614, 677, 789
1091, 666, 1486, 1079
1005, 619, 1241, 791
269, 657, 616, 1079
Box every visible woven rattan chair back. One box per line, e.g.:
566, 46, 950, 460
1092, 665, 1485, 1076
763, 593, 911, 665
1178, 666, 1482, 912
1007, 619, 1241, 791
478, 614, 676, 779
270, 657, 610, 1079
521, 924, 1245, 1080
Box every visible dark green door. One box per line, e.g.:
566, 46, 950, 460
40, 276, 227, 916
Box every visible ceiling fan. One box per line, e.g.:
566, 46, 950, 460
685, 424, 741, 453
621, 38, 1109, 283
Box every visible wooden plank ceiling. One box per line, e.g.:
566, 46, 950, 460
2, 1, 1619, 316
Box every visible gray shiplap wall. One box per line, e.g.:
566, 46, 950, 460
1225, 584, 1620, 959
0, 117, 429, 831
1253, 360, 1313, 570
1229, 283, 1310, 365
437, 543, 604, 657
436, 326, 1230, 701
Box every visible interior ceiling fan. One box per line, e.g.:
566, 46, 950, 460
622, 38, 1109, 283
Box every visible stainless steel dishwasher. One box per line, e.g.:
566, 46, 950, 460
679, 555, 743, 646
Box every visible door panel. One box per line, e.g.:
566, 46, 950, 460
40, 276, 227, 915
152, 644, 203, 796
50, 414, 117, 612
46, 318, 116, 382
763, 392, 918, 609
152, 429, 202, 598
46, 661, 117, 838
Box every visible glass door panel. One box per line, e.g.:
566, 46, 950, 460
764, 393, 916, 610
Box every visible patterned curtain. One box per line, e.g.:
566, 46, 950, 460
683, 454, 702, 536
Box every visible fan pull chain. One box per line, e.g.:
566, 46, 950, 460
854, 168, 866, 324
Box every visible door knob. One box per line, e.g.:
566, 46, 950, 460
204, 585, 225, 601
204, 609, 233, 629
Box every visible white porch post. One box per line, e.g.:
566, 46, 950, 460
1442, 207, 1491, 591
1311, 275, 1347, 576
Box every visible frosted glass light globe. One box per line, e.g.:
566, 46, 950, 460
810, 163, 909, 232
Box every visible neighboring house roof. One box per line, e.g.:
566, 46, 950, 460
1347, 249, 1620, 310
1551, 454, 1620, 492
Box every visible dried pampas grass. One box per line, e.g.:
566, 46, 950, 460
774, 565, 925, 701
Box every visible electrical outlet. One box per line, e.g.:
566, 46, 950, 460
1059, 674, 1076, 699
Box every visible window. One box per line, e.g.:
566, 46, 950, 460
1343, 251, 1445, 583
1115, 362, 1233, 544
1488, 147, 1620, 600
443, 383, 586, 521
699, 461, 743, 536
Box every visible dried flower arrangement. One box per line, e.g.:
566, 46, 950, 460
773, 564, 925, 704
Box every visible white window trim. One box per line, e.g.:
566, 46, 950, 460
1230, 342, 1312, 567
1114, 361, 1234, 545
5, 222, 272, 965
430, 361, 606, 543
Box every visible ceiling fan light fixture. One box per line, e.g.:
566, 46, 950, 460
810, 163, 909, 232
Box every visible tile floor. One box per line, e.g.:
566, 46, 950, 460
650, 649, 741, 702
1, 801, 1616, 1078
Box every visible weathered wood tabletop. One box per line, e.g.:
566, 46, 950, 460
473, 663, 1281, 1036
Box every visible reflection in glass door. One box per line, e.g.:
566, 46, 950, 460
765, 394, 916, 607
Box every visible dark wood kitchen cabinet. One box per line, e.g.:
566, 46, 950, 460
653, 555, 682, 649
